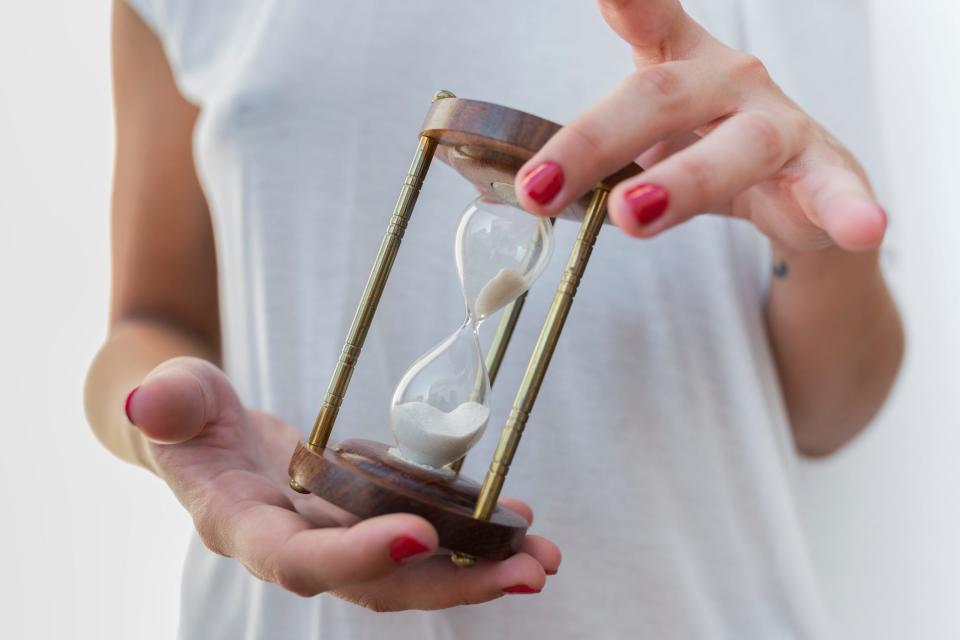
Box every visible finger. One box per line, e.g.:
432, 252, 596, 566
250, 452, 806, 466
338, 550, 549, 611
494, 499, 562, 573
498, 497, 533, 525
796, 162, 887, 251
125, 356, 242, 444
226, 504, 439, 597
515, 60, 739, 217
597, 0, 697, 62
519, 534, 562, 575
636, 132, 700, 169
607, 110, 801, 236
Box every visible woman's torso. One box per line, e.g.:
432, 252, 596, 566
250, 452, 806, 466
128, 0, 880, 637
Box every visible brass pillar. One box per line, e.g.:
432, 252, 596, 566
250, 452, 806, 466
473, 187, 610, 520
304, 92, 452, 453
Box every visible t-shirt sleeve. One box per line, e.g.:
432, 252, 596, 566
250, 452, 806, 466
124, 0, 166, 41
119, 0, 236, 104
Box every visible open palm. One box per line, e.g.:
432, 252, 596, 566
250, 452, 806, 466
127, 357, 560, 610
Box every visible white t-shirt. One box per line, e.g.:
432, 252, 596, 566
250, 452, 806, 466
127, 1, 882, 638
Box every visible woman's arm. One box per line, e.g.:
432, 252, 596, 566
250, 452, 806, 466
84, 0, 219, 472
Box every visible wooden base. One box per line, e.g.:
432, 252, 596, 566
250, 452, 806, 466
288, 439, 528, 561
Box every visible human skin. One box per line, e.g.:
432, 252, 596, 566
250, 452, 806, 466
85, 0, 903, 613
516, 0, 904, 456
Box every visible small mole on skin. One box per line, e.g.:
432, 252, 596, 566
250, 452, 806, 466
773, 260, 789, 278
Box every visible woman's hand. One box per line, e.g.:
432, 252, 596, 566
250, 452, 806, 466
516, 0, 886, 253
513, 0, 903, 456
124, 357, 560, 610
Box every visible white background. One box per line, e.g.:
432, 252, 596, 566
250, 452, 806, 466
0, 2, 957, 639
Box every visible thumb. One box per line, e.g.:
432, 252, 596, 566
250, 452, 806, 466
125, 357, 243, 444
797, 163, 887, 252
598, 0, 692, 55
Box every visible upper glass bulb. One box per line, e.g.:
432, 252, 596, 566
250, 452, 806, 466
455, 197, 554, 322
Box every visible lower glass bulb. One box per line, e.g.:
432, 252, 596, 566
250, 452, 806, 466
389, 324, 490, 469
390, 399, 490, 469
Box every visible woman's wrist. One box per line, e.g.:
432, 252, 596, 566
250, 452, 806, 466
769, 240, 885, 300
765, 238, 896, 352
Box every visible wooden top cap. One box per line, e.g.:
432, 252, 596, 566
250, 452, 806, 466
420, 97, 641, 218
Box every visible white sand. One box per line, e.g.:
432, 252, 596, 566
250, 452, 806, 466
390, 400, 490, 469
475, 268, 528, 319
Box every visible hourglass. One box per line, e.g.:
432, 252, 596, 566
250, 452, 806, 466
389, 198, 553, 471
288, 91, 641, 564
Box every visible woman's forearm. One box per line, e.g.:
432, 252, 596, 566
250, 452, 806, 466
765, 243, 904, 456
84, 318, 220, 472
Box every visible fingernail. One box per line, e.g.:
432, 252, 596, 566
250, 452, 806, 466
623, 183, 669, 226
504, 584, 541, 594
124, 386, 140, 425
520, 161, 564, 205
389, 536, 430, 563
545, 569, 558, 576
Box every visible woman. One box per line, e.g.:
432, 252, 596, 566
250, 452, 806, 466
85, 0, 903, 637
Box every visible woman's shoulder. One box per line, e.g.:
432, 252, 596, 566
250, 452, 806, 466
123, 0, 257, 103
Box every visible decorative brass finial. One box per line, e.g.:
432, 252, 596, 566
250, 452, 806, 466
450, 552, 477, 567
289, 478, 310, 494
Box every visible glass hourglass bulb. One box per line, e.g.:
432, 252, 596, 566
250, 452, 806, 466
389, 196, 555, 471
389, 323, 490, 469
456, 196, 555, 322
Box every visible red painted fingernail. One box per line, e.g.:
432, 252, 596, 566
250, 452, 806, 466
124, 386, 140, 425
521, 161, 564, 205
623, 183, 669, 226
389, 536, 430, 563
504, 584, 541, 594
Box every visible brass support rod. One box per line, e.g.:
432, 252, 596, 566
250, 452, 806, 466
472, 187, 609, 520
485, 292, 528, 385
307, 131, 440, 450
